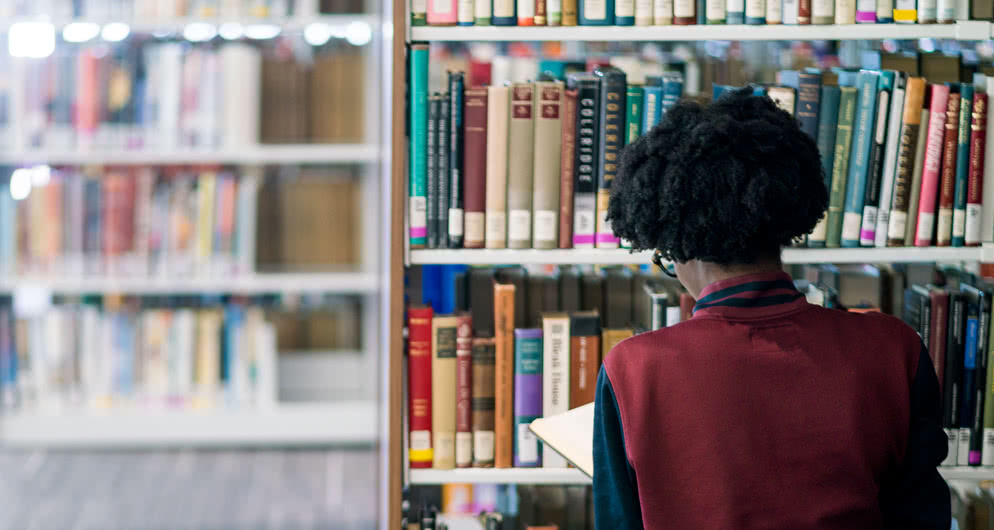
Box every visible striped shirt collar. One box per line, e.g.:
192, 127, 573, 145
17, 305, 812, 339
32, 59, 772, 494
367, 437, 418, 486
692, 271, 807, 319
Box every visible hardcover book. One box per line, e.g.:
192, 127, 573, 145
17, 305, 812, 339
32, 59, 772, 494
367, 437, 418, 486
825, 84, 859, 248
967, 92, 987, 246
569, 311, 601, 409
455, 315, 473, 468
569, 73, 600, 249
513, 328, 543, 467
485, 86, 510, 249
593, 67, 626, 249
493, 281, 516, 468
533, 81, 565, 249
542, 312, 571, 468
463, 87, 488, 248
937, 90, 962, 247
859, 71, 894, 247
906, 95, 933, 246
559, 88, 579, 249
809, 83, 840, 248
508, 83, 536, 249
915, 83, 951, 247
952, 85, 973, 247
408, 306, 434, 469
840, 71, 879, 248
886, 77, 926, 246
875, 73, 907, 247
432, 315, 461, 469
448, 73, 465, 248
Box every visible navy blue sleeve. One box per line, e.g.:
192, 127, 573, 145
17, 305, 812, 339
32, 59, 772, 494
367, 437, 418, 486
593, 366, 644, 530
879, 342, 951, 530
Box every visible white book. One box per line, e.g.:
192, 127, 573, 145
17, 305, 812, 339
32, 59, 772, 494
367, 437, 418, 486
812, 0, 834, 21
476, 0, 493, 18
458, 0, 475, 22
983, 77, 994, 245
491, 56, 512, 88
158, 43, 184, 150
956, 0, 968, 20
171, 308, 196, 398
942, 428, 959, 466
221, 43, 262, 149
937, 0, 955, 21
984, 428, 994, 466
957, 428, 971, 466
875, 78, 906, 248
835, 0, 855, 22
919, 0, 937, 21
782, 0, 799, 23
517, 0, 536, 19
636, 0, 654, 23
485, 86, 510, 249
766, 0, 782, 22
654, 0, 674, 23
542, 314, 571, 468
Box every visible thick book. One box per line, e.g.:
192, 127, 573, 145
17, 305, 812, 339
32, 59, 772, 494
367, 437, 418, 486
967, 92, 987, 247
463, 87, 488, 248
428, 0, 459, 23
727, 0, 744, 22
559, 88, 578, 249
905, 98, 933, 246
984, 77, 994, 245
952, 84, 973, 247
877, 0, 894, 21
915, 84, 950, 247
641, 78, 662, 133
518, 0, 535, 24
455, 315, 473, 468
887, 77, 926, 246
660, 75, 684, 118
637, 0, 655, 23
542, 312, 571, 468
943, 291, 966, 467
708, 0, 727, 22
825, 85, 859, 248
533, 81, 564, 249
409, 44, 429, 249
796, 72, 822, 141
508, 83, 536, 249
674, 0, 696, 23
432, 315, 460, 469
570, 311, 601, 409
919, 0, 938, 23
937, 0, 955, 21
560, 266, 582, 312
494, 281, 516, 468
937, 90, 962, 247
499, 267, 529, 329
476, 0, 493, 22
485, 86, 510, 249
626, 85, 643, 144
617, 0, 637, 23
812, 0, 833, 22
930, 288, 950, 391
810, 83, 841, 248
471, 336, 497, 467
563, 0, 579, 23
569, 73, 600, 249
799, 0, 812, 21
413, 0, 428, 24
593, 67, 626, 249
579, 0, 616, 23
959, 290, 981, 466
856, 0, 875, 20
604, 267, 635, 329
745, 0, 766, 22
407, 306, 434, 469
459, 0, 475, 24
860, 71, 894, 247
448, 72, 465, 248
840, 71, 879, 248
983, 287, 994, 465
875, 73, 907, 248
835, 0, 856, 22
964, 285, 991, 465
513, 328, 543, 467
427, 95, 441, 249
437, 94, 451, 250
493, 0, 515, 23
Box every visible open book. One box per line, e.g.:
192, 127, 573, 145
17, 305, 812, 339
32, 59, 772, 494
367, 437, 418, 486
528, 402, 595, 478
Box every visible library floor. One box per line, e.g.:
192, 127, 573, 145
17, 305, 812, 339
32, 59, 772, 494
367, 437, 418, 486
0, 448, 378, 530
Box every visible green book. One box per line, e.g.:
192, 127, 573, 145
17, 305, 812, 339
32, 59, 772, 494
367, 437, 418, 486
826, 85, 859, 248
409, 44, 429, 248
952, 83, 973, 247
625, 85, 643, 145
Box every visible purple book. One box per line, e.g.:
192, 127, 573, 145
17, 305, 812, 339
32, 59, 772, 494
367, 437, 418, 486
514, 328, 543, 467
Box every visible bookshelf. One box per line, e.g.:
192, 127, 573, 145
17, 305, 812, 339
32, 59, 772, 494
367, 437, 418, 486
0, 272, 379, 294
0, 144, 381, 166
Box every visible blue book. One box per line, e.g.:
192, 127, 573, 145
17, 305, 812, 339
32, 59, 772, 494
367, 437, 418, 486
642, 77, 662, 132
713, 83, 736, 100
421, 264, 444, 310
660, 75, 684, 118
860, 70, 895, 247
752, 85, 766, 97
953, 83, 974, 247
538, 60, 567, 80
960, 299, 980, 465
579, 0, 616, 24
840, 71, 880, 248
697, 0, 706, 23
809, 83, 842, 248
796, 72, 822, 141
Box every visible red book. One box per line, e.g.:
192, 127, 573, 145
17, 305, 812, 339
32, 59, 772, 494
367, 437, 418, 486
535, 0, 548, 24
558, 88, 578, 249
935, 92, 961, 247
914, 84, 949, 247
469, 60, 492, 88
455, 315, 473, 468
463, 88, 489, 248
408, 306, 434, 469
966, 93, 987, 247
929, 289, 949, 394
75, 49, 99, 142
798, 0, 811, 22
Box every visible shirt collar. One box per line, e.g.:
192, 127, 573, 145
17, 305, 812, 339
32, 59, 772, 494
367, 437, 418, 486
692, 271, 808, 320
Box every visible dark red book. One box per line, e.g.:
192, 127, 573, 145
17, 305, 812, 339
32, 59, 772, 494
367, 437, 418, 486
454, 314, 473, 468
463, 87, 488, 248
967, 93, 987, 246
936, 92, 961, 247
407, 306, 434, 468
469, 60, 491, 88
929, 289, 949, 394
559, 88, 578, 249
798, 0, 811, 22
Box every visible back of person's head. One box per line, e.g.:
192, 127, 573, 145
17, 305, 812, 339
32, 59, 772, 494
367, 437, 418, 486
606, 87, 828, 266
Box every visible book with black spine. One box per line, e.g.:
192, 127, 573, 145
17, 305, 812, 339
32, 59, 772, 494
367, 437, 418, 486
567, 73, 600, 249
427, 95, 441, 249
438, 93, 451, 250
448, 72, 465, 248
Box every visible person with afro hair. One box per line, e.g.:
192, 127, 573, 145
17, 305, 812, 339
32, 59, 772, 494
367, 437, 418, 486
592, 88, 949, 530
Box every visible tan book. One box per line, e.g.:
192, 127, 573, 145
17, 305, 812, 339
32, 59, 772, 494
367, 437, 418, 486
542, 312, 571, 468
493, 280, 516, 468
485, 86, 510, 249
569, 311, 600, 409
601, 328, 634, 361
432, 315, 460, 470
195, 308, 222, 405
532, 81, 564, 249
508, 82, 536, 249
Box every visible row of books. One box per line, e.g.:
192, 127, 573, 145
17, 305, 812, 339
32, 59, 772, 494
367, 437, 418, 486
407, 264, 692, 470
0, 295, 279, 412
0, 41, 366, 152
408, 47, 994, 250
408, 483, 592, 530
1, 0, 331, 18
954, 482, 994, 529
412, 0, 994, 26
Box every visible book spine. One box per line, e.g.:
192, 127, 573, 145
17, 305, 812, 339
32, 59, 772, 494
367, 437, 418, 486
967, 93, 987, 247
661, 76, 684, 117
574, 80, 599, 249
493, 0, 516, 23
569, 319, 600, 408
463, 88, 489, 249
970, 293, 990, 465
408, 307, 434, 469
919, 0, 936, 21
438, 95, 452, 250
834, 0, 855, 21
455, 316, 473, 468
905, 105, 933, 246
432, 316, 459, 470
595, 70, 626, 249
542, 314, 570, 468
944, 294, 965, 466
796, 75, 821, 141
767, 0, 783, 21
513, 329, 543, 467
471, 336, 496, 467
727, 0, 745, 21
876, 77, 906, 248
937, 0, 955, 21
449, 73, 465, 248
413, 0, 428, 24
876, 0, 894, 20
641, 85, 661, 132
626, 85, 643, 144
493, 283, 515, 468
887, 78, 926, 246
984, 293, 994, 465
508, 83, 536, 249
953, 86, 972, 247
560, 89, 578, 249
916, 85, 950, 247
428, 0, 459, 23
549, 0, 563, 23
826, 87, 858, 248
580, 0, 616, 23
798, 0, 812, 20
985, 78, 994, 245
617, 0, 636, 23
637, 0, 655, 22
536, 0, 548, 24
476, 0, 493, 22
856, 0, 876, 20
937, 92, 961, 247
860, 73, 892, 246
673, 0, 696, 21
427, 96, 440, 249
518, 0, 535, 23
930, 292, 949, 394
745, 0, 765, 22
893, 0, 916, 20
812, 0, 834, 20
563, 0, 579, 23
533, 82, 564, 250
409, 45, 429, 249
459, 0, 476, 23
485, 86, 510, 249
960, 307, 980, 466
783, 0, 799, 22
810, 85, 840, 248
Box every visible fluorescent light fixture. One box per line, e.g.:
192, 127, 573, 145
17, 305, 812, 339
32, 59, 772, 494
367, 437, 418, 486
304, 22, 333, 46
62, 22, 101, 43
244, 24, 281, 40
9, 169, 31, 201
183, 22, 217, 42
8, 22, 56, 59
101, 22, 131, 42
345, 21, 372, 46
219, 22, 244, 40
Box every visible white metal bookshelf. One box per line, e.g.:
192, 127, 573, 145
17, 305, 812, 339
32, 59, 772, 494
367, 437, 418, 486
409, 246, 989, 265
410, 21, 993, 42
0, 272, 379, 294
0, 401, 377, 447
0, 144, 380, 166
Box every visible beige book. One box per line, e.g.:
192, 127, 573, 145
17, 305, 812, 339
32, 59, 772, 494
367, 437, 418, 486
485, 86, 510, 249
432, 315, 461, 470
195, 309, 222, 406
905, 108, 931, 245
532, 81, 564, 249
508, 82, 536, 249
541, 312, 571, 468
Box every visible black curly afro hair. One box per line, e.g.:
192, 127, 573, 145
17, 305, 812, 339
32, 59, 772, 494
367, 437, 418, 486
606, 87, 828, 266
